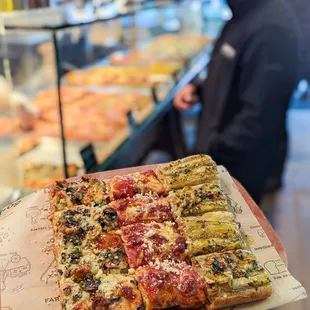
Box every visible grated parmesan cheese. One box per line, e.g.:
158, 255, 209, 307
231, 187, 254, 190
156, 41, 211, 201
145, 230, 156, 238
98, 281, 115, 299
148, 259, 183, 275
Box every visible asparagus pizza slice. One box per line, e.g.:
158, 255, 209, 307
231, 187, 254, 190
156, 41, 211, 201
178, 214, 247, 257
156, 154, 220, 190
192, 250, 273, 309
169, 183, 228, 218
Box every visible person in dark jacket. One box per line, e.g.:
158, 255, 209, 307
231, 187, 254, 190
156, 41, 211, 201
174, 0, 301, 204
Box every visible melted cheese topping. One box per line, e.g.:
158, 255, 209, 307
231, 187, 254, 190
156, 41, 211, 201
108, 170, 166, 200
110, 195, 172, 226
135, 260, 206, 309
60, 279, 91, 309
49, 176, 108, 212
97, 275, 142, 309
148, 258, 181, 274
121, 222, 187, 268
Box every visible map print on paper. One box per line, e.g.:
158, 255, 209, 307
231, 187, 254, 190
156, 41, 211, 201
26, 206, 42, 229
0, 253, 31, 291
225, 195, 243, 214
39, 198, 50, 212
0, 208, 14, 221
0, 199, 22, 219
0, 226, 12, 248
264, 259, 286, 275
25, 201, 52, 232
12, 283, 24, 294
293, 292, 307, 302
257, 228, 266, 238
40, 259, 57, 284
0, 232, 9, 243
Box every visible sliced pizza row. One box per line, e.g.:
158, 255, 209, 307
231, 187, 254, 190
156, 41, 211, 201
49, 155, 272, 310
49, 155, 218, 213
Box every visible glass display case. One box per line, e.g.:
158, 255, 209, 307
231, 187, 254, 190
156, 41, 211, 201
0, 0, 227, 205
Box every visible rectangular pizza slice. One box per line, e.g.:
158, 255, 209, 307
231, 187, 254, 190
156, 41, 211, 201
55, 230, 128, 279
49, 175, 110, 214
60, 279, 91, 310
107, 170, 167, 200
110, 194, 173, 226
192, 250, 273, 309
156, 154, 219, 189
53, 205, 119, 236
135, 260, 206, 309
91, 274, 143, 310
53, 206, 128, 280
55, 227, 130, 309
178, 217, 247, 257
121, 222, 187, 268
176, 211, 235, 227
169, 183, 228, 218
60, 275, 143, 310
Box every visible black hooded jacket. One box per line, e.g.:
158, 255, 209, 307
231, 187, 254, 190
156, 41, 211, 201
195, 0, 300, 202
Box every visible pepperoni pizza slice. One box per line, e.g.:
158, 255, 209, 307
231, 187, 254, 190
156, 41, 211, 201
110, 194, 173, 226
135, 260, 206, 310
107, 170, 167, 200
121, 222, 187, 268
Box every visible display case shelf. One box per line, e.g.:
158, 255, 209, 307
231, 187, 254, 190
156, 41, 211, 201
95, 51, 210, 172
3, 0, 174, 31
1, 0, 214, 200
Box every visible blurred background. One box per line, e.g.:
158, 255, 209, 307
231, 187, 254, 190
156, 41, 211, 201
0, 0, 309, 309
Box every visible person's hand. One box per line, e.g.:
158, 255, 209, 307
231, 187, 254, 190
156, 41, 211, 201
174, 84, 199, 111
